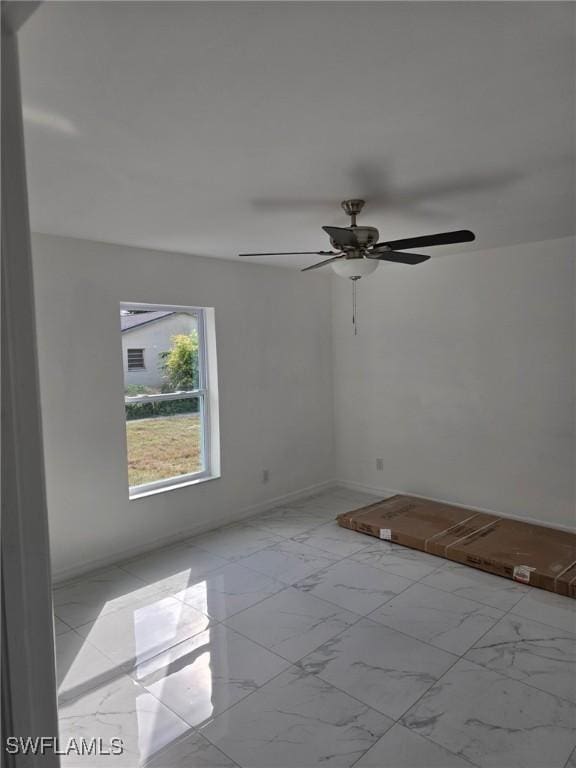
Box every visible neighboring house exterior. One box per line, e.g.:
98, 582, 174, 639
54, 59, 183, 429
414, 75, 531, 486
121, 311, 197, 390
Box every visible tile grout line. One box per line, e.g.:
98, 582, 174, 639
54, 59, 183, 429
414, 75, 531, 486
347, 720, 480, 768
135, 657, 278, 768
54, 615, 74, 634
455, 557, 576, 705
391, 598, 576, 766
460, 635, 576, 705
563, 746, 576, 768
175, 573, 288, 623
145, 728, 243, 768
220, 591, 370, 665
193, 661, 321, 768
138, 674, 245, 768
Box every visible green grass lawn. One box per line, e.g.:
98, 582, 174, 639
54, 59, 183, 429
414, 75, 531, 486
126, 414, 202, 487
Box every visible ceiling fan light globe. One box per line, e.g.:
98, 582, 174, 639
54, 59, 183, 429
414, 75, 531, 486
331, 259, 379, 279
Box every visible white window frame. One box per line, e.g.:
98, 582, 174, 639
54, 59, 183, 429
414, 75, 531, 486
121, 302, 219, 498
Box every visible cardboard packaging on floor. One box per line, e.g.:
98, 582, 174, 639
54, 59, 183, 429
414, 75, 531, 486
337, 495, 576, 598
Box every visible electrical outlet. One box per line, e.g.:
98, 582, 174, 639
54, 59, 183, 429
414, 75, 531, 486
376, 458, 384, 471
262, 469, 270, 484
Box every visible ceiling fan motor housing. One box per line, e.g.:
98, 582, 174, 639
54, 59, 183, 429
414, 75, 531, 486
352, 226, 379, 248
328, 226, 380, 252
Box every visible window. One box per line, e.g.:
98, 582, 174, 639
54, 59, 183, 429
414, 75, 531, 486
127, 348, 145, 370
120, 302, 219, 496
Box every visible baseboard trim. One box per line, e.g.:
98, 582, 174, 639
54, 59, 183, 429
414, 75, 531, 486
335, 480, 576, 533
52, 479, 337, 585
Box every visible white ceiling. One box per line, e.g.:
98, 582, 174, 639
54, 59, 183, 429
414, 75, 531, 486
19, 1, 575, 269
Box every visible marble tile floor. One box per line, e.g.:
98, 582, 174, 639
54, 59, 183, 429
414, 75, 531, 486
53, 487, 576, 767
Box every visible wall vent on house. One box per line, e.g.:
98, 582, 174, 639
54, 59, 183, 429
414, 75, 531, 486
127, 348, 145, 370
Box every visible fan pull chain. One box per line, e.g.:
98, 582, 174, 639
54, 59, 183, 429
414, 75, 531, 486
351, 277, 359, 335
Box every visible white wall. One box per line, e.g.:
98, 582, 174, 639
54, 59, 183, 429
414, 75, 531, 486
32, 233, 334, 577
332, 237, 575, 530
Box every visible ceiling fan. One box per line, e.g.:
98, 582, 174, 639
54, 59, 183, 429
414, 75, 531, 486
239, 199, 475, 280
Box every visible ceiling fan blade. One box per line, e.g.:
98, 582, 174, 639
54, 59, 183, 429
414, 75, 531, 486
369, 251, 430, 265
322, 226, 359, 248
375, 229, 475, 251
238, 250, 335, 257
301, 255, 345, 272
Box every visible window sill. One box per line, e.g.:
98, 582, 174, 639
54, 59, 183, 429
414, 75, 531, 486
129, 472, 221, 501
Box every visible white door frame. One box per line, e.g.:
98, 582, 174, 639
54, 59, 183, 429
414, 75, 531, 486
2, 2, 60, 765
